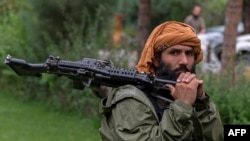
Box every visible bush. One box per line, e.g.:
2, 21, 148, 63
0, 0, 116, 117
200, 72, 250, 124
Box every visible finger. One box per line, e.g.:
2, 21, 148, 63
180, 72, 191, 82
197, 81, 205, 97
197, 79, 203, 85
184, 74, 197, 83
177, 72, 185, 82
187, 77, 202, 89
181, 72, 192, 81
165, 84, 175, 95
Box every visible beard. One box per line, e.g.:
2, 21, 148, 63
155, 61, 196, 81
153, 61, 196, 102
192, 14, 199, 19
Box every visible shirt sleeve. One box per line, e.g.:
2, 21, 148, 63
194, 100, 224, 141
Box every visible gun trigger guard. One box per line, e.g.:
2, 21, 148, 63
86, 78, 93, 87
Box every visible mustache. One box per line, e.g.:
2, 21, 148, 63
155, 61, 196, 81
174, 65, 189, 72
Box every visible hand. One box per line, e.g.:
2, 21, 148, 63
165, 72, 203, 106
197, 83, 206, 100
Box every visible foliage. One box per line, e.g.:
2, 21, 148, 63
26, 0, 115, 48
0, 0, 116, 117
117, 0, 228, 30
199, 71, 250, 124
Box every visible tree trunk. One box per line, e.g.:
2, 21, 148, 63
136, 0, 151, 61
243, 0, 250, 34
221, 0, 243, 85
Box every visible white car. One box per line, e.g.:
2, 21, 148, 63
198, 31, 250, 74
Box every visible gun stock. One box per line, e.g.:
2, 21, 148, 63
4, 54, 47, 77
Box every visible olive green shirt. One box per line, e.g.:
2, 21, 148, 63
99, 85, 224, 141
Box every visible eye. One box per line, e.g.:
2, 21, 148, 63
170, 50, 179, 56
186, 51, 194, 56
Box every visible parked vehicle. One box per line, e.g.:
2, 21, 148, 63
198, 32, 222, 73
198, 23, 250, 74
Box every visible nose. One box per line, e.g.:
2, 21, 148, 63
179, 54, 188, 65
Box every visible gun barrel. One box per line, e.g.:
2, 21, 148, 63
154, 78, 176, 85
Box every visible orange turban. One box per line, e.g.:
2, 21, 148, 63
136, 21, 203, 73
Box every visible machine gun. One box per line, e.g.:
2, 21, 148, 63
4, 55, 176, 101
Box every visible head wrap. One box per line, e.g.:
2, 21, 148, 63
136, 21, 203, 73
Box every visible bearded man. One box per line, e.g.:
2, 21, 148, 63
184, 4, 206, 34
99, 21, 224, 141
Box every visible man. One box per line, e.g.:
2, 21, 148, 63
184, 4, 206, 34
99, 21, 224, 141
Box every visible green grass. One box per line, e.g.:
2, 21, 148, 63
0, 91, 102, 141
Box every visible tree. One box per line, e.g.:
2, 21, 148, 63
243, 0, 250, 34
221, 0, 243, 84
136, 0, 151, 60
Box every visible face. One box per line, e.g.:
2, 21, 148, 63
192, 6, 201, 16
154, 45, 195, 80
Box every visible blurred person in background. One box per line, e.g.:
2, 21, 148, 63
99, 21, 224, 141
184, 4, 206, 34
